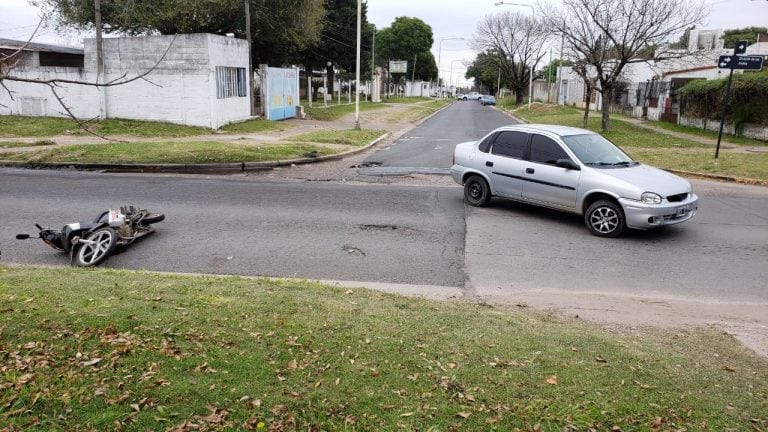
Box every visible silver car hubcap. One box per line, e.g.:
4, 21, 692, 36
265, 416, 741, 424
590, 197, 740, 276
79, 231, 113, 264
590, 207, 618, 233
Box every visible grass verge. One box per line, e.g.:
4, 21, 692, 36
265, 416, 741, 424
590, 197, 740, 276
0, 266, 766, 431
0, 140, 56, 149
284, 129, 387, 146
219, 119, 292, 134
381, 96, 434, 104
0, 116, 211, 138
0, 141, 337, 164
510, 105, 768, 181
385, 100, 452, 124
303, 101, 386, 121
640, 119, 768, 147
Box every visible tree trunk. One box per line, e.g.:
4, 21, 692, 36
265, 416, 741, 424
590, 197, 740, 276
514, 88, 525, 106
583, 85, 592, 128
326, 63, 335, 97
600, 88, 612, 131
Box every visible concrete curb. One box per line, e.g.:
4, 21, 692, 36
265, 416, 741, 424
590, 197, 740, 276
0, 132, 391, 175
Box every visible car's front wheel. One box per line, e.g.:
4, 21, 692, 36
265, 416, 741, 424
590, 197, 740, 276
464, 175, 490, 207
585, 200, 625, 237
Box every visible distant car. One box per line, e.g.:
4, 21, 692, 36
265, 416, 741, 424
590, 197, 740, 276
467, 92, 482, 100
480, 95, 496, 106
451, 124, 698, 237
456, 93, 468, 100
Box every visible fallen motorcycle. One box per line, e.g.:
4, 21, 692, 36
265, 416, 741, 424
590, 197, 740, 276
16, 206, 165, 267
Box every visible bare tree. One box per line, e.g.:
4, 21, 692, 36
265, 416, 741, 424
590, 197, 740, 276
473, 11, 548, 106
540, 0, 707, 131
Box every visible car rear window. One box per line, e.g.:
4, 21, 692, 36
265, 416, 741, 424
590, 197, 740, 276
478, 132, 498, 153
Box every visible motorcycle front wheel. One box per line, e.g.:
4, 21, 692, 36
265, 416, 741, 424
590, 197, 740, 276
73, 227, 118, 267
141, 212, 165, 225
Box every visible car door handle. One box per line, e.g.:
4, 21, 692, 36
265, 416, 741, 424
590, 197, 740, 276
486, 161, 493, 167
526, 168, 535, 174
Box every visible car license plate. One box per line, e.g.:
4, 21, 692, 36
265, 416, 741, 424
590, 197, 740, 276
676, 205, 689, 217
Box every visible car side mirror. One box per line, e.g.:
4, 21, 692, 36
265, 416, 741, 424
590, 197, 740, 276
555, 159, 580, 170
16, 234, 30, 240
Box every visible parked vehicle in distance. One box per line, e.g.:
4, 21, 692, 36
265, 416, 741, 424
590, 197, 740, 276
480, 95, 496, 106
466, 92, 482, 100
451, 124, 698, 237
456, 93, 468, 100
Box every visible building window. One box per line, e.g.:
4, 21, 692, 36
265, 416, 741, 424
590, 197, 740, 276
215, 67, 247, 99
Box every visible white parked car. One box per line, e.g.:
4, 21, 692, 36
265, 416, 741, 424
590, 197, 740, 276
451, 124, 698, 237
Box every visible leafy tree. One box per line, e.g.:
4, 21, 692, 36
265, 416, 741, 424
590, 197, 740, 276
375, 17, 437, 81
32, 0, 326, 66
298, 0, 373, 97
535, 58, 573, 81
473, 12, 548, 105
465, 50, 504, 94
541, 0, 707, 131
722, 27, 768, 48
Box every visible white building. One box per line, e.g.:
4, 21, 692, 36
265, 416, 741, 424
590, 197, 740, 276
0, 34, 252, 129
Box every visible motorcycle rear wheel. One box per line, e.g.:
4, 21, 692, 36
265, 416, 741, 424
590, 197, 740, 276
74, 227, 118, 267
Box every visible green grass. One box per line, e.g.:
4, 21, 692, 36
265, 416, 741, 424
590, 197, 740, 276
627, 148, 768, 181
0, 266, 766, 431
638, 119, 768, 147
1, 141, 337, 164
284, 129, 387, 146
381, 96, 434, 104
385, 99, 452, 124
0, 116, 211, 138
219, 118, 292, 134
302, 101, 386, 121
0, 140, 56, 149
510, 104, 768, 181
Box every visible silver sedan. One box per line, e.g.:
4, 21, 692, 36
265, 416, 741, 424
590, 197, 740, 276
451, 124, 698, 237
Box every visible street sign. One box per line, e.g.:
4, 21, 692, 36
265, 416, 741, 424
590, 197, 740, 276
389, 60, 407, 74
734, 40, 748, 55
717, 55, 764, 70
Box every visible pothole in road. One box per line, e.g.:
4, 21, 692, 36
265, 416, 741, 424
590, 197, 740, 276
357, 224, 417, 233
351, 161, 382, 168
342, 245, 366, 257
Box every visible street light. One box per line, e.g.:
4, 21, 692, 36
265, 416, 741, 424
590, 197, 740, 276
449, 59, 464, 95
437, 37, 465, 98
494, 1, 535, 109
354, 0, 361, 130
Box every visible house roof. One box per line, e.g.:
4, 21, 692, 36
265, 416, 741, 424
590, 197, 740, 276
662, 65, 716, 77
0, 38, 83, 56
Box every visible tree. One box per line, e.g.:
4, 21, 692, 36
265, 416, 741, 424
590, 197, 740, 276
472, 11, 548, 106
722, 27, 768, 48
32, 0, 326, 66
465, 50, 504, 95
375, 17, 437, 81
298, 0, 373, 98
541, 0, 707, 131
535, 58, 573, 81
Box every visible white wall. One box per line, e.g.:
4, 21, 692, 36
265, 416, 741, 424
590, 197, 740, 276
1, 34, 251, 129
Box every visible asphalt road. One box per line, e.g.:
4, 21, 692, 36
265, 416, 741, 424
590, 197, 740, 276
0, 168, 466, 287
359, 99, 517, 175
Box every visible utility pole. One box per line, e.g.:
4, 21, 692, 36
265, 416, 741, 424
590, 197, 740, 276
244, 0, 254, 116
354, 0, 361, 130
94, 0, 106, 119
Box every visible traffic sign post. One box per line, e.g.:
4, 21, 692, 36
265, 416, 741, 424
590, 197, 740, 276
714, 41, 764, 159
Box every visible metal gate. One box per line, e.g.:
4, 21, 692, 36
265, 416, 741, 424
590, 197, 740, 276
262, 66, 299, 121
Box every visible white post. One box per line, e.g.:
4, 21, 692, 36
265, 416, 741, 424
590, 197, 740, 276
354, 0, 361, 129
529, 64, 533, 109
323, 72, 328, 108
308, 71, 312, 108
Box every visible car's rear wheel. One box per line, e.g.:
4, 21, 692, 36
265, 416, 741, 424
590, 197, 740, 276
585, 200, 625, 238
464, 175, 490, 207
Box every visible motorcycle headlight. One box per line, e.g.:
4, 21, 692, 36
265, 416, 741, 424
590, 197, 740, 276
641, 192, 662, 204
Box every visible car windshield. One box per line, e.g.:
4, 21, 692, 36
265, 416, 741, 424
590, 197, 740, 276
561, 133, 637, 167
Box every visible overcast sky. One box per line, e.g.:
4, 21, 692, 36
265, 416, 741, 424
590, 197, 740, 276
2, 0, 767, 87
